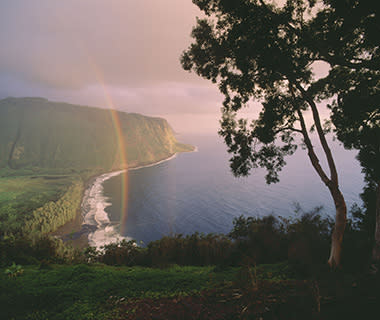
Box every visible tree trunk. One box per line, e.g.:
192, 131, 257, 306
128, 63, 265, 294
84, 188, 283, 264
296, 108, 347, 269
328, 186, 347, 268
372, 182, 380, 264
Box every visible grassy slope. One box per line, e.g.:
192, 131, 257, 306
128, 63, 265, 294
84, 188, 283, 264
0, 174, 79, 235
0, 97, 193, 237
0, 264, 237, 320
4, 262, 373, 320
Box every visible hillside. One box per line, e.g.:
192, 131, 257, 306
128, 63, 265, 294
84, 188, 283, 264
0, 97, 193, 237
0, 97, 193, 171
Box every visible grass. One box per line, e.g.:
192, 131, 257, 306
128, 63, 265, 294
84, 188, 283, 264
0, 264, 238, 320
0, 174, 79, 235
0, 175, 73, 202
2, 261, 377, 319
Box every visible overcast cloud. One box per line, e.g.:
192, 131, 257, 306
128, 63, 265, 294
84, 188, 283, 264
0, 0, 227, 131
0, 0, 329, 133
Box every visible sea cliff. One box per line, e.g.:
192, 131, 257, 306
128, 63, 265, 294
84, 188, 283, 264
0, 97, 193, 240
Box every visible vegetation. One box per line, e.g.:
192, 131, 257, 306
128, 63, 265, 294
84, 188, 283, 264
181, 0, 379, 269
2, 262, 377, 319
0, 97, 193, 171
0, 174, 80, 237
0, 210, 370, 271
310, 0, 380, 266
0, 1, 378, 317
1, 210, 379, 319
0, 97, 193, 240
181, 0, 350, 268
22, 180, 83, 236
0, 264, 238, 320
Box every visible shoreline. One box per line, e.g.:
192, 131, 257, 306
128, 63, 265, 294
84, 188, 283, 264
54, 151, 185, 249
51, 173, 101, 249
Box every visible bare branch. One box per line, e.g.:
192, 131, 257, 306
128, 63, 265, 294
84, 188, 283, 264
297, 109, 331, 186
294, 82, 339, 185
274, 126, 302, 134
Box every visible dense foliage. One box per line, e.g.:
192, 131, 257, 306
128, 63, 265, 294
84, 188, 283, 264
181, 0, 351, 268
0, 173, 81, 237
3, 209, 373, 274
22, 180, 83, 236
309, 0, 380, 263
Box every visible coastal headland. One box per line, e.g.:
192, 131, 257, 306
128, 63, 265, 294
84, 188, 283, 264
0, 97, 194, 244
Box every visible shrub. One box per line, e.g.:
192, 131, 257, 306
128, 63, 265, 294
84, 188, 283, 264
4, 262, 24, 278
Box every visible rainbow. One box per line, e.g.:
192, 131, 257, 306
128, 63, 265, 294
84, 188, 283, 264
86, 57, 130, 236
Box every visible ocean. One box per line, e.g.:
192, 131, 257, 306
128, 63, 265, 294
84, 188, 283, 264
83, 133, 364, 247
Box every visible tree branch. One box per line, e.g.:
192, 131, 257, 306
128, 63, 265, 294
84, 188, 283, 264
294, 82, 339, 185
316, 53, 380, 71
274, 126, 302, 134
297, 109, 331, 187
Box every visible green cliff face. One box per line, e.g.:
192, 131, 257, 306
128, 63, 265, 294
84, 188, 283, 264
0, 97, 193, 171
0, 97, 193, 237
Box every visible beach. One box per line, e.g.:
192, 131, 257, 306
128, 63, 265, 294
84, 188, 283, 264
54, 153, 180, 249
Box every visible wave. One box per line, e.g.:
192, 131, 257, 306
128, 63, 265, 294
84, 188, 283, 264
81, 170, 131, 248
81, 152, 187, 248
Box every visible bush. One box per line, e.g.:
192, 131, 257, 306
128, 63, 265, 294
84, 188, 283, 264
101, 239, 145, 266
0, 235, 81, 266
229, 208, 335, 274
229, 214, 288, 264
1, 205, 374, 275
4, 262, 24, 278
286, 208, 332, 275
147, 233, 233, 267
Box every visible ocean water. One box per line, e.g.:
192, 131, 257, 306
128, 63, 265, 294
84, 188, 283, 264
88, 133, 364, 247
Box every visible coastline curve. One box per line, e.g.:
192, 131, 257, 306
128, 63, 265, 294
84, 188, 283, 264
81, 152, 182, 248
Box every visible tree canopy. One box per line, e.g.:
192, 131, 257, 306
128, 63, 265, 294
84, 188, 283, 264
309, 0, 380, 264
182, 0, 380, 268
181, 0, 361, 268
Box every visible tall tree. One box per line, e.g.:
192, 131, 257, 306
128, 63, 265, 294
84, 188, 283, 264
332, 84, 380, 266
181, 0, 348, 268
307, 0, 380, 266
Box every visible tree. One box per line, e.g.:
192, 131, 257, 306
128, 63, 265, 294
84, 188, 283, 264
307, 0, 380, 266
181, 0, 348, 268
331, 79, 380, 266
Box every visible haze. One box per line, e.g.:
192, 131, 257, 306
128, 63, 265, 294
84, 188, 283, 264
0, 0, 328, 133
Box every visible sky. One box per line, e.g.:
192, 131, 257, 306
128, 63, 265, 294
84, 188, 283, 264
0, 0, 329, 134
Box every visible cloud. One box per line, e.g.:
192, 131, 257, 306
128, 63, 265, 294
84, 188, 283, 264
0, 0, 230, 123
0, 0, 331, 133
0, 0, 205, 89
